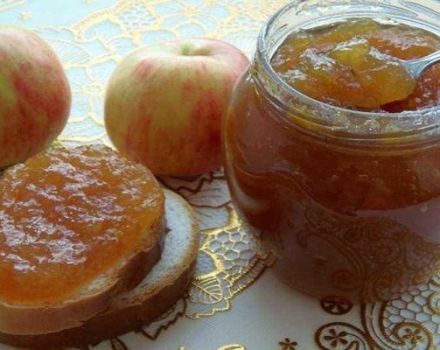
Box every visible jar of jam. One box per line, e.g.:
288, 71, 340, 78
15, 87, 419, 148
224, 0, 440, 302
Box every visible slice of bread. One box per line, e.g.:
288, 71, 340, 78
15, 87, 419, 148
0, 145, 165, 335
0, 189, 200, 349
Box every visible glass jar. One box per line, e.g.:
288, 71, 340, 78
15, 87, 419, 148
224, 0, 440, 302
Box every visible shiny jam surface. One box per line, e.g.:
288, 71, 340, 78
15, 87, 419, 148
225, 19, 440, 302
0, 145, 164, 304
272, 19, 440, 111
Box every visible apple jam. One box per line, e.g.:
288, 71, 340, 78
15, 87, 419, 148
0, 145, 164, 304
272, 18, 440, 111
224, 7, 440, 302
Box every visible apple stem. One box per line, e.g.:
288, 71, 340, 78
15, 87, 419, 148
181, 43, 194, 56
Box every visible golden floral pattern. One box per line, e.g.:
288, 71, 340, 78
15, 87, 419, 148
320, 296, 353, 316
316, 274, 440, 349
161, 171, 274, 320
361, 278, 439, 349
2, 0, 440, 349
316, 323, 370, 350
279, 338, 298, 350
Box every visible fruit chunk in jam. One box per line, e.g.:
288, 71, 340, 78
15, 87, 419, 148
272, 19, 440, 111
0, 145, 164, 304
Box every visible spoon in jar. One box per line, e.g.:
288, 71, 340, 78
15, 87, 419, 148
401, 50, 440, 78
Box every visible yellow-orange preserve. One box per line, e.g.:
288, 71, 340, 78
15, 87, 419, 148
224, 1, 440, 302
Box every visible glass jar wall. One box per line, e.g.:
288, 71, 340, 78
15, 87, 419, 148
223, 0, 440, 302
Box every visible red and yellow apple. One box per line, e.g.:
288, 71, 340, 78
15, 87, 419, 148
0, 27, 71, 169
104, 38, 249, 176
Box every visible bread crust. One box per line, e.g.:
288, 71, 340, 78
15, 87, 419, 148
0, 261, 195, 349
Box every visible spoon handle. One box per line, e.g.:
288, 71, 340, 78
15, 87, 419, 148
407, 50, 440, 77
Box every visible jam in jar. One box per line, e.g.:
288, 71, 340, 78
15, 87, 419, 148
224, 1, 440, 302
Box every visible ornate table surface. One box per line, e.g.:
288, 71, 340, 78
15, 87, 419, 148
1, 1, 440, 349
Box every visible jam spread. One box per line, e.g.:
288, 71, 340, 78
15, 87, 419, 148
272, 19, 440, 111
0, 145, 164, 304
225, 18, 440, 301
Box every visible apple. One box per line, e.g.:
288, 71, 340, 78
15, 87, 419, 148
0, 27, 71, 169
104, 38, 249, 176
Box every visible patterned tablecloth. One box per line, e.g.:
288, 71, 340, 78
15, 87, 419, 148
1, 1, 440, 349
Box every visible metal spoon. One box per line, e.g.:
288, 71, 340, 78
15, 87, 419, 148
403, 50, 440, 78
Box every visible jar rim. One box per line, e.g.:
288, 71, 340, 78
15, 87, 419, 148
257, 0, 440, 122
